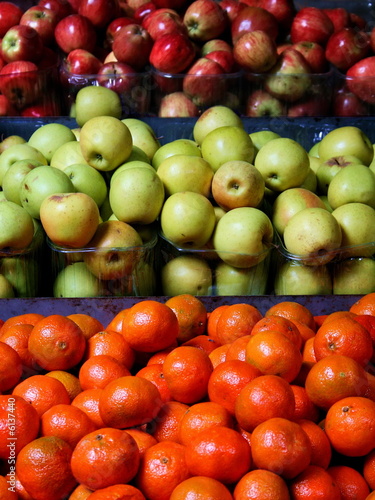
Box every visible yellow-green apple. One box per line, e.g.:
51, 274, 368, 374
110, 160, 155, 182
84, 220, 143, 280
211, 160, 265, 210
192, 105, 244, 146
156, 155, 213, 197
214, 260, 268, 295
0, 274, 15, 298
308, 155, 321, 175
331, 202, 375, 258
201, 126, 255, 172
40, 192, 100, 248
318, 126, 374, 166
122, 118, 161, 162
0, 135, 26, 153
320, 195, 333, 212
0, 256, 38, 297
0, 143, 47, 186
109, 166, 165, 224
20, 165, 75, 219
327, 164, 375, 209
274, 260, 333, 295
74, 85, 123, 127
309, 142, 320, 158
212, 206, 274, 268
272, 187, 327, 236
28, 123, 77, 163
316, 155, 364, 194
79, 116, 133, 172
152, 139, 201, 169
2, 159, 43, 205
53, 261, 101, 298
333, 257, 375, 295
50, 141, 90, 170
134, 261, 156, 296
63, 163, 108, 208
99, 195, 112, 222
161, 255, 213, 296
126, 145, 151, 164
160, 191, 216, 248
0, 201, 35, 250
254, 137, 310, 192
283, 207, 342, 265
249, 130, 280, 156
299, 167, 318, 193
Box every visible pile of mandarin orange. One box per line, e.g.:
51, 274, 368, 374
0, 292, 375, 499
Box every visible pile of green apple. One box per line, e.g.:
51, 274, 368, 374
0, 91, 374, 298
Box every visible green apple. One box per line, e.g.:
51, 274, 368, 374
122, 118, 161, 162
214, 260, 268, 295
308, 142, 320, 158
254, 138, 310, 192
53, 261, 101, 298
74, 85, 123, 127
0, 257, 38, 297
192, 105, 244, 146
0, 201, 35, 250
214, 205, 226, 223
0, 143, 47, 186
28, 123, 77, 163
2, 159, 43, 205
50, 141, 89, 170
152, 139, 201, 170
0, 274, 15, 298
274, 260, 332, 295
327, 164, 375, 209
109, 166, 165, 225
20, 165, 75, 219
99, 195, 112, 222
126, 145, 151, 164
40, 192, 100, 248
331, 202, 375, 258
0, 135, 26, 153
110, 160, 155, 185
316, 155, 364, 195
308, 155, 321, 174
333, 257, 375, 295
318, 126, 374, 166
299, 167, 317, 193
212, 207, 274, 268
249, 130, 281, 157
319, 195, 333, 212
201, 126, 255, 172
156, 155, 214, 198
79, 116, 133, 172
160, 191, 216, 249
71, 128, 80, 140
63, 163, 108, 207
0, 192, 6, 202
84, 220, 143, 280
161, 255, 213, 296
211, 160, 265, 211
134, 261, 156, 296
283, 207, 342, 265
272, 187, 327, 236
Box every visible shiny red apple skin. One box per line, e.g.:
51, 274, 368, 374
182, 57, 226, 107
144, 10, 187, 40
78, 0, 121, 29
290, 7, 334, 46
231, 5, 279, 44
287, 97, 331, 117
65, 49, 103, 75
346, 56, 375, 105
205, 49, 236, 73
106, 17, 136, 47
134, 1, 157, 23
21, 102, 60, 117
38, 0, 73, 20
54, 14, 97, 54
233, 30, 278, 73
0, 2, 23, 38
240, 0, 295, 33
112, 23, 153, 70
325, 28, 370, 72
333, 87, 370, 117
291, 41, 328, 74
201, 38, 232, 55
183, 0, 228, 43
97, 61, 139, 93
1, 25, 44, 64
323, 7, 351, 32
218, 0, 246, 23
149, 31, 196, 73
0, 60, 40, 110
20, 6, 59, 46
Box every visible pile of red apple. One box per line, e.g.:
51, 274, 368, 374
1, 0, 375, 118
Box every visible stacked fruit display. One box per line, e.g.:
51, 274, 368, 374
1, 0, 375, 117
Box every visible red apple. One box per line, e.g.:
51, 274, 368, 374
287, 96, 331, 117
149, 31, 196, 73
20, 6, 59, 46
218, 0, 246, 22
0, 2, 23, 38
1, 25, 44, 64
65, 49, 103, 75
201, 38, 233, 55
0, 60, 40, 110
241, 0, 295, 34
38, 0, 73, 20
37, 45, 60, 70
325, 28, 370, 72
291, 41, 328, 74
54, 14, 97, 54
134, 1, 157, 23
0, 93, 19, 116
152, 0, 189, 11
290, 7, 334, 46
205, 49, 236, 73
231, 5, 279, 44
244, 88, 285, 116
350, 12, 367, 30
97, 61, 139, 93
346, 56, 375, 105
323, 7, 351, 32
370, 26, 375, 54
182, 57, 226, 107
112, 23, 153, 70
333, 87, 370, 116
233, 30, 278, 73
158, 91, 199, 117
78, 0, 121, 30
143, 10, 187, 40
106, 17, 136, 47
183, 0, 228, 43
21, 102, 60, 116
